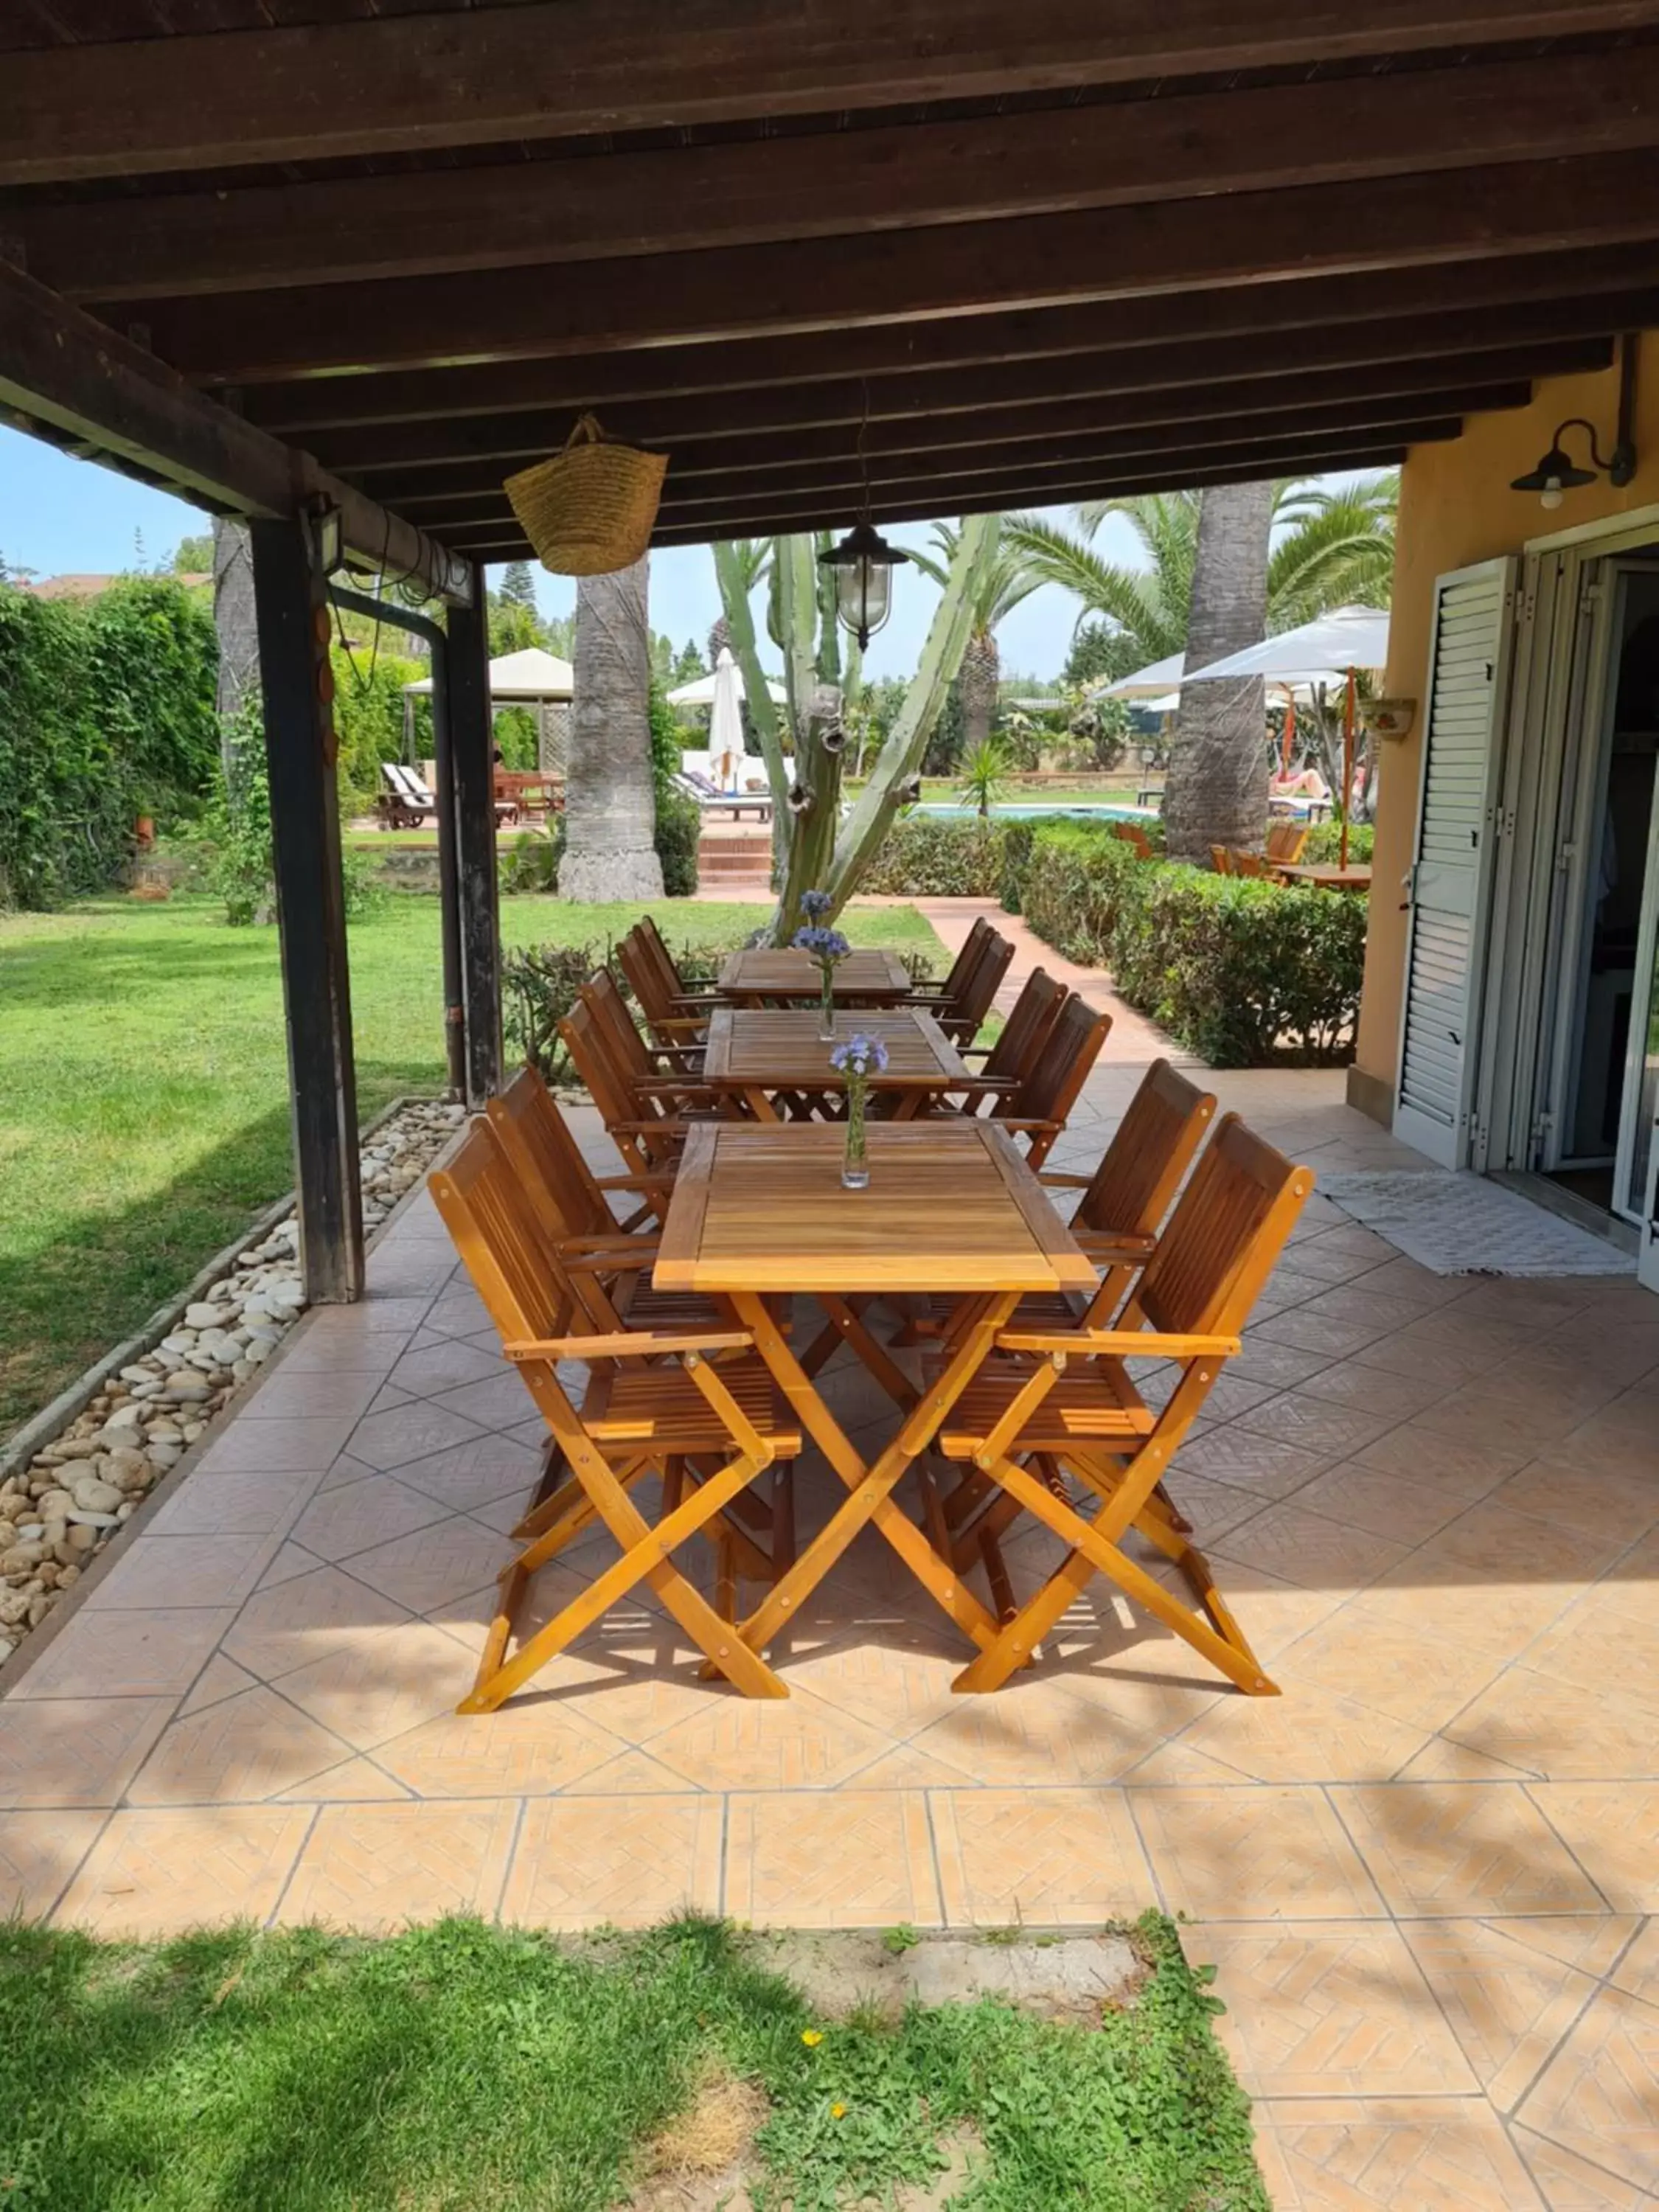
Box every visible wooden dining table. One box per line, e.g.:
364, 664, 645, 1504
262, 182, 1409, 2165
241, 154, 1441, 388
700, 1005, 973, 1120
653, 1117, 1097, 1666
1273, 862, 1373, 891
716, 946, 914, 1006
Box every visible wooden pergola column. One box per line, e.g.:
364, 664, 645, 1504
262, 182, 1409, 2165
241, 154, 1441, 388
445, 568, 504, 1109
251, 517, 365, 1303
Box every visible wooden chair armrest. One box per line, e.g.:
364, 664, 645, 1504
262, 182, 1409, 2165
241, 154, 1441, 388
594, 1173, 676, 1192
652, 1016, 709, 1034
504, 1329, 754, 1362
563, 1248, 657, 1275
993, 1116, 1062, 1135
994, 1328, 1242, 1360
630, 1074, 718, 1096
1074, 1230, 1158, 1258
559, 1232, 661, 1255
606, 1119, 693, 1141
1037, 1171, 1092, 1189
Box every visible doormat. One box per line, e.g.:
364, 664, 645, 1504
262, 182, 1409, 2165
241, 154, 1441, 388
1318, 1169, 1635, 1276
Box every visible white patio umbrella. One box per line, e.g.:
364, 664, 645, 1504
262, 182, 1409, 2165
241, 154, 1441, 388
706, 647, 748, 793
1183, 606, 1391, 869
1094, 648, 1187, 700
667, 660, 787, 707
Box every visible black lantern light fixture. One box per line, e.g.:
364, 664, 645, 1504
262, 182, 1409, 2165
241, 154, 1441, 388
819, 382, 908, 650
1512, 333, 1640, 509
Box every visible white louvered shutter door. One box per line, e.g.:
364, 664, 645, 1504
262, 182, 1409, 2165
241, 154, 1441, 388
1393, 558, 1518, 1167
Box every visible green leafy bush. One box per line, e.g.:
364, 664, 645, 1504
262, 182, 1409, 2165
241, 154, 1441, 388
330, 643, 424, 812
1018, 823, 1366, 1065
860, 815, 1009, 897
1302, 818, 1376, 864
654, 790, 702, 897
501, 941, 595, 1082
998, 821, 1035, 914
500, 824, 565, 894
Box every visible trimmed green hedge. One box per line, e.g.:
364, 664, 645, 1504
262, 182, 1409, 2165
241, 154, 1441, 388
860, 814, 1009, 897
1302, 818, 1375, 865
1014, 822, 1366, 1066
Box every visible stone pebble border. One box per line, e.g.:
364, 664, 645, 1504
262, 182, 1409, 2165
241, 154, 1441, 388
0, 1096, 465, 1662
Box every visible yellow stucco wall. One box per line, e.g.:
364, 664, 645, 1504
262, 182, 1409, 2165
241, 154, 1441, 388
1354, 339, 1659, 1116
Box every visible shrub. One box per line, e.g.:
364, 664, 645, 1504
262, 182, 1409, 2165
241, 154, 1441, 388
1302, 818, 1376, 865
654, 789, 702, 897
501, 824, 565, 894
998, 821, 1035, 914
1018, 822, 1366, 1066
501, 941, 595, 1082
860, 815, 1008, 897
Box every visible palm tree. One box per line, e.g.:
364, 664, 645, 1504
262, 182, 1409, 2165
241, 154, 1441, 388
1164, 480, 1278, 865
913, 522, 1042, 753
558, 554, 664, 902
1267, 473, 1398, 625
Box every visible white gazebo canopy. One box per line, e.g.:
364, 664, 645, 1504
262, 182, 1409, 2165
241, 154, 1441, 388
667, 661, 786, 707
403, 645, 574, 701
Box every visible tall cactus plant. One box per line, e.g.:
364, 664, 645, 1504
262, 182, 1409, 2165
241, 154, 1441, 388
713, 512, 1000, 940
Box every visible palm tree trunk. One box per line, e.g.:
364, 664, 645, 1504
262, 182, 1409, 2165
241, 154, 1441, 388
1163, 480, 1274, 866
559, 555, 664, 902
959, 628, 999, 754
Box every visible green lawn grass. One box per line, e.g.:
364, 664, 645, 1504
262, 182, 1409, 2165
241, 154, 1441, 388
0, 1914, 1267, 2211
0, 891, 947, 1436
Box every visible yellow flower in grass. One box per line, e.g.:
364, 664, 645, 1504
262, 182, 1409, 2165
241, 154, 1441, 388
801, 2029, 823, 2048
830, 2103, 848, 2121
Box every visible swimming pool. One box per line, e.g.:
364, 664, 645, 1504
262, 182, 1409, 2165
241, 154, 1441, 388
910, 801, 1158, 822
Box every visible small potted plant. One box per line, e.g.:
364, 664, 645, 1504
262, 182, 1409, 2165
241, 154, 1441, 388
791, 888, 851, 1040
830, 1031, 888, 1189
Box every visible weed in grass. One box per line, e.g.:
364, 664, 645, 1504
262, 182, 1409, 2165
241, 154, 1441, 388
882, 1926, 922, 1957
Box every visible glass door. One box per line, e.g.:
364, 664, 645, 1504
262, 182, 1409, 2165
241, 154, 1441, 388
1623, 836, 1659, 1286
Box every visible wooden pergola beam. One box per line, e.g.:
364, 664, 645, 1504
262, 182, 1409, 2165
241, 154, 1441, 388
24, 41, 1659, 303
7, 0, 1657, 186
336, 347, 1602, 498
244, 251, 1659, 434
125, 147, 1659, 383
0, 257, 472, 604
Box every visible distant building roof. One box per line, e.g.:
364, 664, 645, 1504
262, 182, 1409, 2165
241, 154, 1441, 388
21, 572, 209, 599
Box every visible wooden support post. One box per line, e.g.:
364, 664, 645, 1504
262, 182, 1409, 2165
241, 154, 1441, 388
447, 568, 503, 1107
250, 518, 365, 1303
427, 632, 469, 1098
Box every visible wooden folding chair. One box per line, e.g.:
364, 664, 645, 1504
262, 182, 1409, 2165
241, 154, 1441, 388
1111, 820, 1155, 859
430, 1118, 801, 1711
1210, 844, 1234, 875
617, 923, 716, 1051
925, 1115, 1313, 1696
1266, 821, 1310, 865
584, 963, 708, 1082
988, 992, 1113, 1167
559, 995, 701, 1183
955, 967, 1068, 1113
1229, 849, 1271, 879
912, 922, 1015, 1046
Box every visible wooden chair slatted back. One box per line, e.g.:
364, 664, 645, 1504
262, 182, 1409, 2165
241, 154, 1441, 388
1266, 821, 1310, 864
1111, 821, 1154, 859
1076, 1059, 1217, 1238
998, 993, 1112, 1145
1125, 1113, 1312, 1338
559, 998, 655, 1145
485, 1064, 609, 1245
950, 930, 1015, 1039
429, 1118, 576, 1354
615, 929, 667, 1036
979, 967, 1067, 1086
1230, 850, 1271, 879
939, 915, 992, 1004
1210, 845, 1234, 876
579, 967, 653, 1082
639, 916, 693, 1008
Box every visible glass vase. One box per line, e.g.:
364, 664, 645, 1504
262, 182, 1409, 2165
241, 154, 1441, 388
842, 1082, 870, 1189
818, 965, 837, 1042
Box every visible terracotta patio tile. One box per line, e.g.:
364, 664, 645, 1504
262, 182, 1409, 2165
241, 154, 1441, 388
931, 1787, 1150, 1926
1610, 1918, 1659, 2003
276, 1799, 519, 1932
274, 1624, 481, 1752
647, 1686, 897, 1792
345, 1400, 485, 1472
560, 1748, 701, 1795
178, 1655, 259, 1716
289, 1471, 452, 1562
1152, 1467, 1273, 1539
1349, 1423, 1530, 1498
1402, 1918, 1604, 2110
55, 1806, 314, 1937
1121, 1740, 1255, 1785
1358, 1558, 1582, 1665
0, 1697, 174, 1807
908, 1675, 1173, 1786
385, 1433, 542, 1515
127, 1685, 354, 1805
1234, 1391, 1402, 1461
1489, 1455, 1659, 1545
1335, 1783, 1604, 1916
276, 1329, 409, 1374
1175, 1680, 1430, 1784
728, 1790, 942, 1927
1201, 1555, 1354, 1660
776, 1638, 964, 1739
1517, 1985, 1659, 2194
1273, 1606, 1508, 1731
1413, 1385, 1587, 1457
223, 1563, 412, 1680
1288, 1464, 1470, 1548
0, 1810, 107, 1920
373, 1699, 625, 1795
1513, 2129, 1659, 2211
193, 1414, 360, 1475
1349, 1333, 1496, 1389
254, 1541, 327, 1590
1168, 1428, 1330, 1501
1444, 1670, 1659, 1781
341, 1517, 515, 1613
271, 1756, 414, 1801
1294, 1360, 1451, 1419
502, 1795, 723, 1928
428, 1371, 535, 1430
845, 1741, 981, 1789
1255, 1309, 1388, 1359
1484, 1913, 1641, 1978
384, 1338, 506, 1399
1131, 1784, 1385, 1921
1263, 2096, 1547, 2210
1215, 1501, 1411, 1591
238, 1369, 389, 1422
1192, 1921, 1475, 2098
84, 1534, 276, 1611
7, 1607, 236, 1702
146, 1464, 320, 1538
1530, 1784, 1659, 1911
1394, 1733, 1545, 1784
1228, 1340, 1335, 1391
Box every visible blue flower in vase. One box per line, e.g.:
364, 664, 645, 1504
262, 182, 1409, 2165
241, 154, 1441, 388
791, 925, 852, 963
799, 888, 835, 919
830, 1033, 890, 1079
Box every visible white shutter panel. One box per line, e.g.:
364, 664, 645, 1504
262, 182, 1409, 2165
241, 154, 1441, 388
1393, 557, 1518, 1168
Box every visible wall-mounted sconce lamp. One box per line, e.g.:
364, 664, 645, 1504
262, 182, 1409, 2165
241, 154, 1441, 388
1511, 332, 1639, 509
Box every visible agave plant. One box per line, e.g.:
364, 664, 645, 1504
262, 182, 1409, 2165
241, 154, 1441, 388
957, 735, 1012, 820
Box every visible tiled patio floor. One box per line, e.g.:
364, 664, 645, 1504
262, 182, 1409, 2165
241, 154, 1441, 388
4, 1064, 1656, 2209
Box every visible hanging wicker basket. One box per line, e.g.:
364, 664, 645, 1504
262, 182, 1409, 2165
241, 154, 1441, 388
503, 413, 668, 577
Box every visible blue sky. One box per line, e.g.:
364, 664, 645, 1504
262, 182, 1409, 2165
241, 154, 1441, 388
0, 422, 1369, 683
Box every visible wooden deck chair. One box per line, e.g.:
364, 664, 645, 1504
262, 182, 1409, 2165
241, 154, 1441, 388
924, 1115, 1313, 1696
911, 920, 1013, 1043
617, 924, 713, 1050
1229, 850, 1271, 879
988, 992, 1113, 1167
560, 995, 700, 1183
956, 967, 1068, 1111
1266, 821, 1310, 865
1111, 820, 1155, 859
583, 964, 709, 1085
430, 1119, 801, 1711
1210, 844, 1234, 875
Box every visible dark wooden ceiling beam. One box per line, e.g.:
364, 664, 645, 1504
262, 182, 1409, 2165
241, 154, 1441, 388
405, 414, 1465, 534
24, 42, 1659, 302
0, 255, 471, 602
324, 340, 1609, 485
122, 149, 1659, 383
10, 1, 1659, 186
246, 257, 1659, 434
